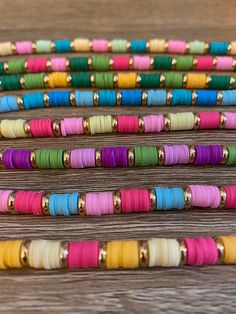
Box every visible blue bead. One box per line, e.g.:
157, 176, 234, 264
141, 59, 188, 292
171, 89, 192, 106
49, 193, 79, 216
147, 90, 166, 105
68, 193, 79, 215
121, 90, 142, 106
75, 91, 93, 106
196, 90, 217, 106
0, 96, 18, 112
48, 91, 70, 107
130, 40, 147, 53
98, 90, 116, 106
23, 92, 44, 110
154, 187, 185, 210
54, 39, 71, 53
209, 42, 228, 55
222, 91, 236, 105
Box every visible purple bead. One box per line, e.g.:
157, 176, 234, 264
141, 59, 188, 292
2, 149, 14, 168
101, 147, 128, 167
195, 145, 222, 165
2, 149, 32, 169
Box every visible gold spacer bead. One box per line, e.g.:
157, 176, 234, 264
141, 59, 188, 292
179, 240, 187, 265
194, 113, 200, 129
129, 57, 133, 70
220, 187, 227, 208
66, 74, 71, 87
96, 149, 101, 167
233, 58, 236, 70
20, 76, 25, 89
65, 59, 70, 71
0, 150, 3, 167
44, 74, 49, 88
99, 242, 107, 268
107, 41, 112, 52
182, 74, 187, 88
43, 92, 49, 107
20, 239, 31, 267
142, 91, 148, 106
192, 58, 198, 70
116, 91, 122, 106
136, 74, 141, 88
146, 41, 150, 52
228, 42, 232, 55
160, 74, 165, 87
3, 62, 9, 74
149, 189, 156, 211
192, 90, 197, 106
204, 43, 209, 54
221, 145, 229, 164
184, 187, 192, 209
128, 148, 134, 166
70, 92, 76, 106
23, 121, 31, 136
93, 91, 99, 106
230, 76, 235, 89
63, 150, 71, 168
46, 59, 52, 72
8, 192, 16, 213
166, 91, 172, 106
139, 240, 149, 268
113, 74, 118, 88
113, 191, 121, 214
24, 60, 28, 72
88, 57, 93, 71
70, 40, 75, 51
17, 96, 24, 110
42, 193, 50, 215
212, 57, 217, 69
50, 41, 55, 52
109, 58, 114, 70
90, 74, 95, 88
215, 237, 225, 263
126, 41, 131, 51
52, 119, 61, 136
164, 115, 171, 131
220, 112, 226, 128
217, 91, 223, 106
206, 75, 211, 88
89, 40, 93, 50
59, 241, 68, 268
138, 117, 145, 133
11, 43, 16, 54
158, 147, 165, 165
78, 193, 86, 216
172, 57, 177, 70
164, 41, 168, 52
189, 145, 196, 164
32, 42, 36, 53
150, 57, 154, 70
83, 118, 90, 134
112, 116, 118, 132
185, 42, 190, 53
30, 151, 37, 168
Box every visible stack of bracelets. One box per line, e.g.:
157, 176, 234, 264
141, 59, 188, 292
1, 36, 236, 271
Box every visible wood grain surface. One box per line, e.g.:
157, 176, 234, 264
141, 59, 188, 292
1, 0, 236, 312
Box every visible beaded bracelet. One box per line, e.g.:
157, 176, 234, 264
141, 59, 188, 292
0, 112, 235, 139
1, 89, 236, 113
0, 235, 235, 270
0, 184, 234, 216
0, 38, 236, 56
1, 55, 236, 74
1, 144, 235, 170
1, 72, 236, 91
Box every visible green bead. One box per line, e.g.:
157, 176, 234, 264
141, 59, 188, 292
8, 59, 26, 74
92, 56, 110, 71
35, 149, 64, 168
94, 73, 114, 88
134, 146, 158, 166
0, 62, 5, 75
226, 146, 236, 165
24, 73, 45, 89
71, 72, 91, 88
208, 75, 231, 89
0, 75, 21, 90
153, 56, 172, 70
69, 57, 89, 71
175, 56, 194, 71
164, 72, 183, 88
139, 73, 160, 88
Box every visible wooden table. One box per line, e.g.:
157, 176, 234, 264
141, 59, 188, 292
1, 0, 236, 312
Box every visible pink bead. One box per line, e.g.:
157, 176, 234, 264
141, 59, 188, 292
184, 237, 218, 266
85, 192, 114, 215
92, 39, 109, 52
15, 41, 33, 54
168, 40, 186, 54
27, 58, 47, 73
0, 190, 13, 212
215, 57, 233, 70
50, 57, 67, 71
70, 148, 96, 168
196, 56, 213, 71
133, 56, 150, 70
143, 114, 164, 133
188, 185, 220, 208
224, 112, 236, 129
163, 145, 189, 165
198, 112, 220, 129
112, 56, 129, 70
68, 241, 99, 269
60, 118, 84, 136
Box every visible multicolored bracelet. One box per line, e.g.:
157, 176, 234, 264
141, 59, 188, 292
0, 184, 235, 216
1, 55, 236, 74
0, 38, 236, 56
1, 72, 236, 91
0, 235, 234, 270
1, 144, 235, 170
1, 89, 236, 113
0, 111, 235, 139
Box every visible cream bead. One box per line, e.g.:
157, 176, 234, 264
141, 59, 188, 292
89, 115, 113, 134
168, 112, 195, 131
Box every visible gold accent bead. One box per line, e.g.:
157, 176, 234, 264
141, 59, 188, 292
30, 151, 37, 168
50, 41, 55, 52
136, 74, 141, 88
139, 240, 149, 268
44, 74, 49, 88
166, 91, 172, 106
213, 57, 217, 69
66, 74, 71, 87
164, 41, 168, 52
59, 241, 68, 268
20, 76, 25, 89
150, 57, 154, 70
189, 145, 196, 164
65, 59, 70, 71
230, 76, 235, 89
99, 242, 107, 268
20, 240, 31, 267
142, 91, 148, 106
42, 193, 50, 215
158, 147, 165, 165
52, 120, 61, 136
126, 41, 131, 51
93, 92, 99, 106
88, 57, 93, 70
220, 112, 226, 128
46, 59, 52, 72
113, 74, 118, 88
129, 57, 133, 70
233, 58, 236, 70
194, 113, 200, 129
43, 92, 49, 107
164, 115, 171, 131
138, 117, 145, 133
109, 58, 113, 70
3, 62, 9, 74
192, 58, 198, 70
78, 193, 86, 215
184, 187, 192, 208
11, 43, 16, 54
0, 151, 3, 167
221, 146, 229, 164
112, 116, 118, 132
113, 192, 121, 214
185, 42, 190, 53
108, 41, 112, 51
228, 42, 232, 55
204, 43, 209, 54
220, 187, 227, 208
24, 60, 28, 72
217, 91, 223, 106
146, 41, 150, 52
70, 40, 75, 51
17, 96, 24, 110
206, 75, 211, 88
32, 42, 36, 53
63, 150, 71, 168
179, 240, 187, 265
23, 121, 31, 136
90, 74, 95, 87
172, 57, 177, 70
128, 148, 134, 166
182, 74, 187, 88
83, 118, 90, 134
215, 237, 225, 263
89, 40, 93, 50
149, 189, 156, 210
96, 149, 101, 167
116, 91, 122, 106
70, 92, 76, 106
192, 90, 197, 106
160, 74, 165, 87
8, 192, 16, 213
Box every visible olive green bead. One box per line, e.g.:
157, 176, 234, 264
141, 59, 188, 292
175, 56, 194, 71
24, 73, 45, 89
92, 56, 110, 71
8, 59, 26, 74
94, 73, 114, 88
164, 73, 183, 88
